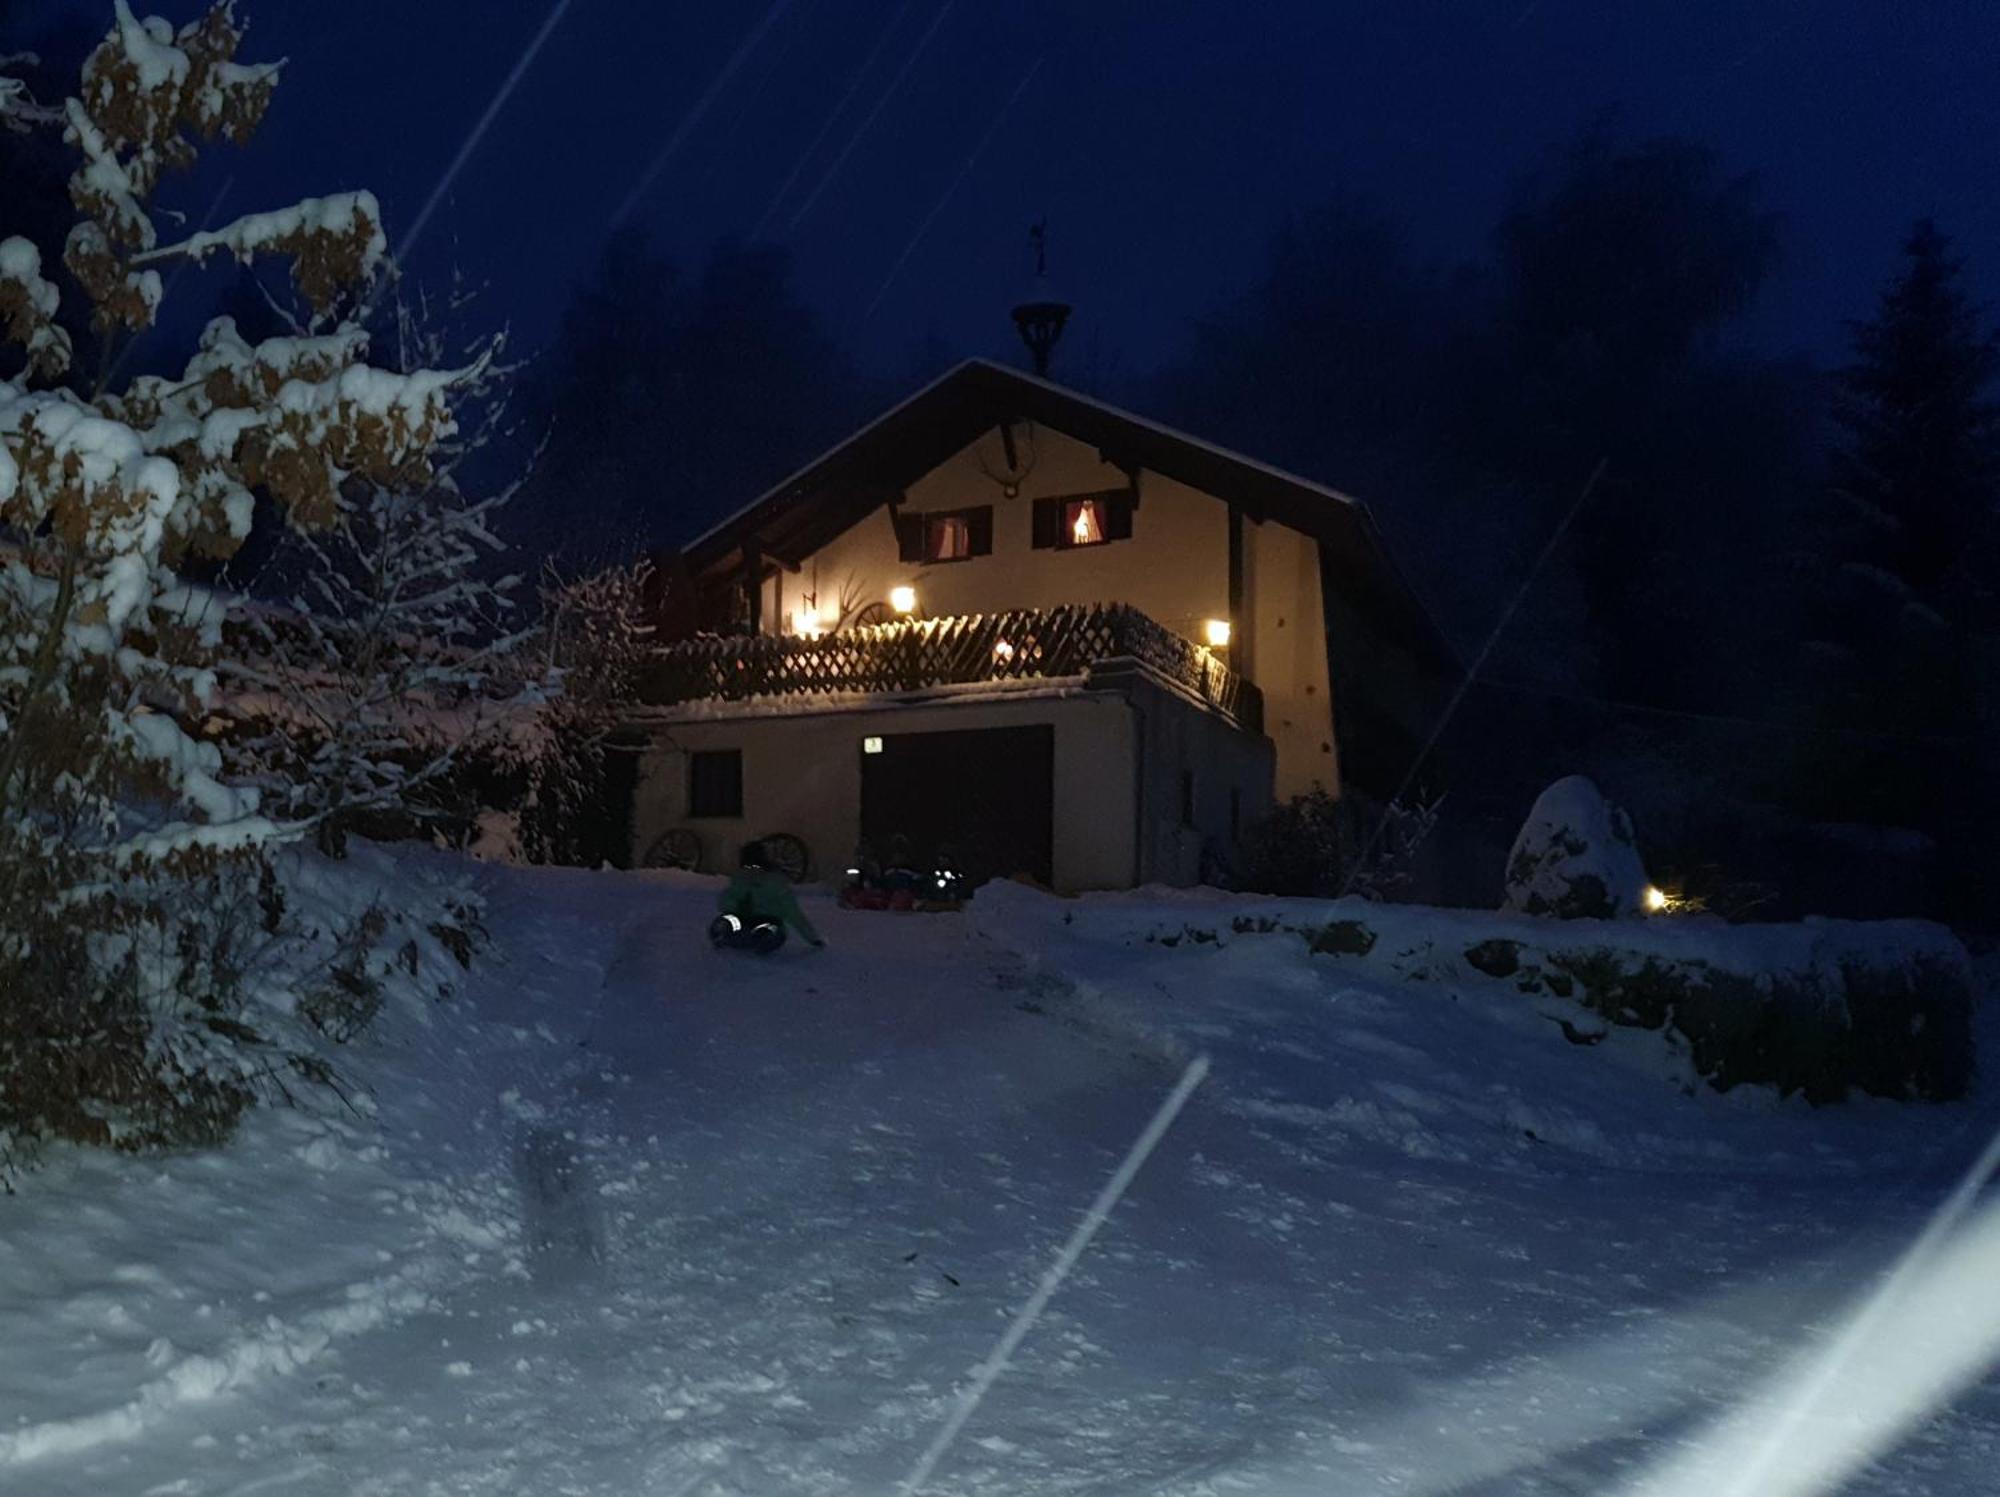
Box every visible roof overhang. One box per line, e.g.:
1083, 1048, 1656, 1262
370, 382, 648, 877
680, 358, 1458, 672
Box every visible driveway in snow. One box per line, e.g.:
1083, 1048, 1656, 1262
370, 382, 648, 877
6, 859, 1999, 1496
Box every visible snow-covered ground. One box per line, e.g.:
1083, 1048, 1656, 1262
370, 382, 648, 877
4, 854, 1999, 1496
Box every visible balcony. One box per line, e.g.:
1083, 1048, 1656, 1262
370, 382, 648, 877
637, 603, 1263, 733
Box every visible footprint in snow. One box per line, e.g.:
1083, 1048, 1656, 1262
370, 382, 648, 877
512, 1125, 603, 1282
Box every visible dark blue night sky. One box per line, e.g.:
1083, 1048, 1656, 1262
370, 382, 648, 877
8, 0, 1998, 379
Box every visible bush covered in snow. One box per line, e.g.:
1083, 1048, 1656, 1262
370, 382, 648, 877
1301, 900, 1973, 1103
214, 289, 528, 859
0, 5, 483, 1171
1502, 774, 1651, 919
505, 559, 655, 866
1239, 788, 1440, 899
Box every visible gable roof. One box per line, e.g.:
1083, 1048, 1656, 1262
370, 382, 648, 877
682, 358, 1456, 669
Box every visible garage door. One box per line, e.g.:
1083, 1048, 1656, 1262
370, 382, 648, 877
860, 725, 1054, 887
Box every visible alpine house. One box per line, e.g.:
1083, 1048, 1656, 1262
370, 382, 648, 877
627, 354, 1453, 894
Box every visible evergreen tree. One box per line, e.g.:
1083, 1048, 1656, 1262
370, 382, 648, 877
1826, 220, 1997, 655
510, 232, 870, 566
1805, 219, 1999, 913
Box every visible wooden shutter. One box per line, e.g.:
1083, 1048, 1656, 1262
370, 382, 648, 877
1031, 497, 1058, 549
967, 505, 994, 556
893, 511, 925, 563
1105, 489, 1136, 541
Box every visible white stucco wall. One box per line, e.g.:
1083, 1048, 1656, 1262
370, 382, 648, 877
782, 426, 1231, 641
1244, 517, 1339, 800
628, 678, 1274, 894
632, 691, 1137, 893
763, 421, 1334, 803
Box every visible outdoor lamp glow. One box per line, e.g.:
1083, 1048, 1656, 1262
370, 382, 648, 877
792, 605, 822, 637
889, 585, 918, 614
1204, 618, 1232, 648
1643, 885, 1670, 913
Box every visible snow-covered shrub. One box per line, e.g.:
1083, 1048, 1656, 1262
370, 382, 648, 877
1502, 774, 1650, 918
1300, 899, 1973, 1103
1239, 788, 1441, 898
215, 289, 528, 858
1239, 788, 1346, 896
509, 559, 655, 866
1, 5, 478, 1168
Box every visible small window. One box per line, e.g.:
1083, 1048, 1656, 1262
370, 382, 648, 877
688, 749, 743, 819
1065, 496, 1106, 547
928, 513, 974, 561
1180, 768, 1196, 828
896, 506, 993, 564
1033, 489, 1136, 549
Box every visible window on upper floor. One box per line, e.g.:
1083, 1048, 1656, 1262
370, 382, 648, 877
1032, 488, 1136, 550
895, 505, 993, 564
1066, 496, 1105, 547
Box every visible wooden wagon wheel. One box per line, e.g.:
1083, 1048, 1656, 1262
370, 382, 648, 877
642, 827, 703, 871
758, 831, 811, 883
845, 601, 895, 630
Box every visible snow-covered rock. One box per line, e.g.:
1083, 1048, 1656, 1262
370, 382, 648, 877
1502, 774, 1650, 919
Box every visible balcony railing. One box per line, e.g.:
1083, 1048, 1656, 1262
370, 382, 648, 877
637, 603, 1263, 733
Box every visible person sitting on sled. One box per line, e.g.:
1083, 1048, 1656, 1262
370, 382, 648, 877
838, 839, 891, 910
710, 840, 824, 953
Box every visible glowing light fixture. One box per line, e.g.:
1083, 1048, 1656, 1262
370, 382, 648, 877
791, 604, 822, 638
1643, 884, 1671, 914
862, 736, 884, 755
889, 584, 918, 615
1203, 618, 1232, 649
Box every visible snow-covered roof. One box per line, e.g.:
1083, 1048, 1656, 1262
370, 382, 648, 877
679, 358, 1455, 669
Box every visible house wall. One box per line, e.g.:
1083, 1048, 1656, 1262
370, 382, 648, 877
775, 423, 1330, 802
786, 427, 1230, 638
1125, 675, 1279, 886
628, 680, 1274, 894
1244, 517, 1339, 801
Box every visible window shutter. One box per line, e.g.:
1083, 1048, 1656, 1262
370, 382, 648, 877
893, 511, 925, 563
1105, 489, 1136, 541
967, 505, 994, 556
1031, 497, 1058, 549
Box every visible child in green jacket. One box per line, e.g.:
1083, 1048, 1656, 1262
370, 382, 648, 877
710, 840, 824, 954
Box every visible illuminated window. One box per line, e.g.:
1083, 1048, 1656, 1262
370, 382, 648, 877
1032, 490, 1135, 549
1065, 497, 1105, 547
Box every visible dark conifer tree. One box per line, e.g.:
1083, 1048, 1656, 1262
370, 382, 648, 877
1804, 219, 1999, 914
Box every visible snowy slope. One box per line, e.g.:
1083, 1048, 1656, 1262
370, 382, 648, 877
3, 855, 1998, 1496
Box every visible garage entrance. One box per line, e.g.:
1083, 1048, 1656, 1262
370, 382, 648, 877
859, 725, 1055, 887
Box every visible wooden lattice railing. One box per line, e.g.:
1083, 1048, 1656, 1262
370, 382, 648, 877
637, 604, 1263, 732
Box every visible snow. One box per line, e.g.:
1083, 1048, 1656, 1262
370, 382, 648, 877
2, 854, 1997, 1494
161, 191, 388, 282
1503, 772, 1651, 919
0, 235, 59, 318
634, 672, 1091, 724
110, 2, 190, 94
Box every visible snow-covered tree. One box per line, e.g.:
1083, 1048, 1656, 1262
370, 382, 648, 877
1, 4, 476, 1158
509, 558, 655, 866
216, 285, 528, 857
